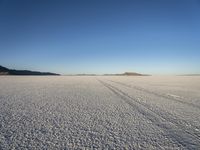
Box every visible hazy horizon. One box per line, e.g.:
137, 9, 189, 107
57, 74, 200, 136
0, 0, 200, 75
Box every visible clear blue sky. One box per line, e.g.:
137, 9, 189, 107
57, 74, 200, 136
0, 0, 200, 74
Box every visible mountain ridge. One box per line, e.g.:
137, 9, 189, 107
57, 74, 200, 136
0, 65, 60, 75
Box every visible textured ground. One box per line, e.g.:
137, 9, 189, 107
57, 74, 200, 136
0, 76, 200, 149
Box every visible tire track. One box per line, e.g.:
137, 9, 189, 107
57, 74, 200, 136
97, 79, 200, 150
107, 80, 200, 109
107, 79, 200, 132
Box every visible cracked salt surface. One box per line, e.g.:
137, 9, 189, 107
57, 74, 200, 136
0, 76, 200, 149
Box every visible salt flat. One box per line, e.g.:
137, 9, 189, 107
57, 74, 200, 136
0, 76, 200, 149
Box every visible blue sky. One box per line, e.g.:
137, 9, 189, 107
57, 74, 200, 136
0, 0, 200, 74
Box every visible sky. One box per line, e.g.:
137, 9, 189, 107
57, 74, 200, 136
0, 0, 200, 75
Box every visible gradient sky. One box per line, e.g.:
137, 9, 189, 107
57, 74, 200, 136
0, 0, 200, 74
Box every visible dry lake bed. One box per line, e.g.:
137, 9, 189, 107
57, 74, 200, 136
0, 76, 200, 149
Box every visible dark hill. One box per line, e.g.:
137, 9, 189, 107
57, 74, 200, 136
104, 72, 149, 76
0, 65, 60, 75
122, 72, 143, 76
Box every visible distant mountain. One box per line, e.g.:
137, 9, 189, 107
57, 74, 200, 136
122, 72, 143, 76
104, 72, 149, 76
179, 74, 200, 76
0, 65, 60, 75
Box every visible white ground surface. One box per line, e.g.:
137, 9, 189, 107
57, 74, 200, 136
0, 76, 200, 149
